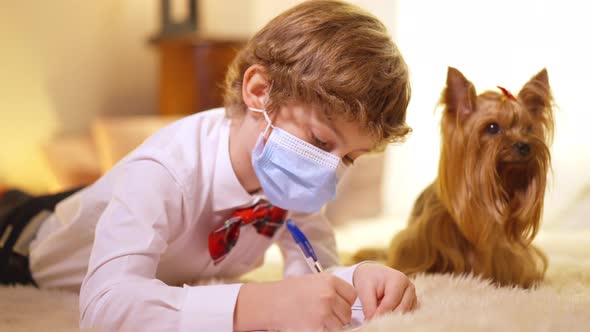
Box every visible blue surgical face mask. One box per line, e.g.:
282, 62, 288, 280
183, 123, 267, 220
249, 106, 345, 213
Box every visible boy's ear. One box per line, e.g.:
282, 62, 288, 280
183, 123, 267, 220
442, 67, 477, 119
242, 64, 271, 109
517, 68, 552, 117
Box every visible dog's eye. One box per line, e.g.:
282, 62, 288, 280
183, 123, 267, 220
486, 122, 501, 135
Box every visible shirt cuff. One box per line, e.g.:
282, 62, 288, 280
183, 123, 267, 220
329, 261, 375, 286
180, 283, 242, 332
329, 264, 359, 286
329, 261, 375, 316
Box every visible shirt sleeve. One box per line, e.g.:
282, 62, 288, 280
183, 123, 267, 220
79, 159, 241, 332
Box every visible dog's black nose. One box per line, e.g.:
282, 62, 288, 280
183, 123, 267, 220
514, 142, 531, 156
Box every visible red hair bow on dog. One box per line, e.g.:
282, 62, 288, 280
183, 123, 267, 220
497, 86, 517, 102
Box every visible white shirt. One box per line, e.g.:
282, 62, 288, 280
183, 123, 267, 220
28, 108, 360, 331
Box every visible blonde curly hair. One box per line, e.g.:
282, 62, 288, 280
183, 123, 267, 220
224, 0, 411, 149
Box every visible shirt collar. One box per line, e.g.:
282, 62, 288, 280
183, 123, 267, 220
211, 117, 265, 212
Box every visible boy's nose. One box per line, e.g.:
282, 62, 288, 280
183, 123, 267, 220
330, 148, 349, 160
513, 142, 531, 157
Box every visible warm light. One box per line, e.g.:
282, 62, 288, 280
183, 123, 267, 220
0, 33, 60, 192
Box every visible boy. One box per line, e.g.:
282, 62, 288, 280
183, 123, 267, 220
0, 0, 415, 330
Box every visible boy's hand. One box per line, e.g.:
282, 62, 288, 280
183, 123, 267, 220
235, 273, 357, 331
353, 262, 417, 319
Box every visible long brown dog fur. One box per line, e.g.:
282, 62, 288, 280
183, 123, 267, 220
354, 67, 554, 288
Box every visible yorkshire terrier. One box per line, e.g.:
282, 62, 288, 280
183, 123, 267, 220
354, 67, 554, 288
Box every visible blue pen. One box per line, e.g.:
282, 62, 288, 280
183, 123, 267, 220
285, 219, 324, 273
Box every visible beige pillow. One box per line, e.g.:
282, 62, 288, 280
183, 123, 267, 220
42, 136, 101, 189
91, 115, 180, 172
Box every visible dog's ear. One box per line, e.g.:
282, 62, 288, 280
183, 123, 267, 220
517, 68, 552, 116
442, 67, 477, 119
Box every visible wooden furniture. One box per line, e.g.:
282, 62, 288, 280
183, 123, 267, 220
154, 35, 245, 115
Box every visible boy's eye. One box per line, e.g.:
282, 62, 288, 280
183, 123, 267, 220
311, 133, 329, 150
486, 122, 501, 135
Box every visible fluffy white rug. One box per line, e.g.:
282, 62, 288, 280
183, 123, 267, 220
361, 259, 590, 331
1, 230, 589, 332
356, 229, 590, 332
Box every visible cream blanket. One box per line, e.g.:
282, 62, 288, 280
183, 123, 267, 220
1, 230, 589, 332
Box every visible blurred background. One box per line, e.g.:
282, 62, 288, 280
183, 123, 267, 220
1, 0, 588, 239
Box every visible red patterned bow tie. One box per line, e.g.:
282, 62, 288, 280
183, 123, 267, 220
208, 201, 287, 264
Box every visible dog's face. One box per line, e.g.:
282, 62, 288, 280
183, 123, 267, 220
438, 67, 554, 243
441, 68, 553, 190
475, 93, 546, 165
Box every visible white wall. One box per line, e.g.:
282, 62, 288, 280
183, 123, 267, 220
383, 0, 590, 228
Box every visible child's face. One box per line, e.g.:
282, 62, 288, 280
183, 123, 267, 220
230, 64, 378, 195
232, 101, 377, 206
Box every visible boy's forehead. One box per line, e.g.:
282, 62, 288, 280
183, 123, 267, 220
325, 113, 378, 149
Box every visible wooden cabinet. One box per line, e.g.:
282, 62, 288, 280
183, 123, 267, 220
154, 35, 245, 115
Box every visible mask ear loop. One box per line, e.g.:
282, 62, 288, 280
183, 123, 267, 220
248, 82, 275, 137
247, 107, 275, 137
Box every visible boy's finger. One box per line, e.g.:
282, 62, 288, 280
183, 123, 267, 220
324, 314, 344, 331
392, 284, 416, 314
375, 282, 405, 316
359, 287, 378, 319
332, 294, 353, 326
412, 295, 418, 310
332, 276, 357, 305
